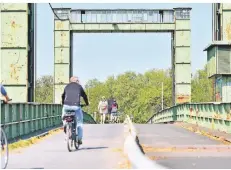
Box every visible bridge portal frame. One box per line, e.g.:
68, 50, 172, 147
53, 8, 192, 105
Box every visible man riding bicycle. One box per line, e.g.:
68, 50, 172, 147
0, 84, 10, 103
61, 76, 89, 145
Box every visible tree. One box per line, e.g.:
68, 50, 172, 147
35, 75, 53, 103
191, 65, 213, 102
34, 64, 213, 123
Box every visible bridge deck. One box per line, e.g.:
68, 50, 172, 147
7, 124, 231, 169
136, 124, 231, 169
7, 124, 125, 169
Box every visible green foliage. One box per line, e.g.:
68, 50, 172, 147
191, 65, 213, 102
35, 75, 53, 103
35, 65, 213, 123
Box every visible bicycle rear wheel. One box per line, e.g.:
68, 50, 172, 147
66, 124, 73, 152
1, 128, 8, 169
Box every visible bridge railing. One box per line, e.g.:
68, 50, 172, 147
0, 102, 96, 141
147, 102, 231, 133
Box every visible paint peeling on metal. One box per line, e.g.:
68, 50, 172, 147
176, 95, 191, 104
1, 12, 27, 47
53, 8, 192, 106
56, 22, 64, 30
54, 20, 70, 30
55, 48, 70, 64
224, 18, 231, 41
54, 31, 70, 47
1, 50, 27, 84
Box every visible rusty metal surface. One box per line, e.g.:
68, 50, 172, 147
53, 8, 192, 105
222, 11, 231, 41
1, 12, 28, 47
1, 50, 27, 84
54, 48, 70, 63
174, 19, 191, 104
54, 20, 71, 104
54, 31, 70, 47
54, 20, 69, 30
1, 3, 28, 102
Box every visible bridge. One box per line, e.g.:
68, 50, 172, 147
1, 3, 231, 169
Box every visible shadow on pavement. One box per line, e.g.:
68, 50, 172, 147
19, 168, 44, 169
78, 146, 108, 151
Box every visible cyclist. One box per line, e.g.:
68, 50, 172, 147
61, 76, 89, 145
0, 84, 10, 103
111, 99, 118, 122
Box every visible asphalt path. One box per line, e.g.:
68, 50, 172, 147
7, 124, 125, 169
135, 124, 231, 169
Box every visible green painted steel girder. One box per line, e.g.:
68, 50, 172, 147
53, 7, 192, 106
0, 3, 35, 102
0, 102, 96, 141
147, 102, 231, 133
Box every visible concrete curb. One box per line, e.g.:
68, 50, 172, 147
124, 115, 166, 169
34, 126, 62, 139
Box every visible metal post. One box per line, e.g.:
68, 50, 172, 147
88, 87, 90, 113
161, 82, 164, 110
34, 3, 37, 102
94, 112, 96, 121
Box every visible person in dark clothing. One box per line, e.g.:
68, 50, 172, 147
111, 99, 119, 122
107, 97, 114, 114
61, 76, 89, 145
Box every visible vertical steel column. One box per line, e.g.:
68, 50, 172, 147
34, 3, 37, 101
1, 3, 29, 102
171, 32, 175, 105
27, 3, 35, 102
173, 8, 192, 105
53, 14, 72, 104
221, 3, 231, 41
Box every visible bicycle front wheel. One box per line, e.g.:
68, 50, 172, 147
1, 128, 8, 169
73, 123, 79, 150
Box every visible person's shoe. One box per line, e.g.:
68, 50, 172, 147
78, 139, 82, 145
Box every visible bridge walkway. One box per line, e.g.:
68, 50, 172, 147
6, 123, 231, 169
136, 124, 231, 169
7, 124, 125, 169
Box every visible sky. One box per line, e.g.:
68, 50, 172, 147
36, 3, 212, 86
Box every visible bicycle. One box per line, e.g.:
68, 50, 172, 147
63, 104, 87, 152
1, 99, 12, 169
1, 125, 8, 169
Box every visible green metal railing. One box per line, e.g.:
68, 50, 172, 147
0, 102, 96, 140
82, 111, 97, 124
147, 102, 231, 133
